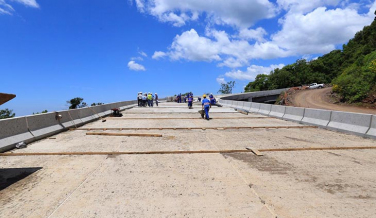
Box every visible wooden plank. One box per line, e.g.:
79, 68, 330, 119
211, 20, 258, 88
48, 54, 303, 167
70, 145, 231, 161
246, 147, 264, 156
86, 132, 162, 137
2, 146, 376, 157
105, 117, 272, 120
73, 126, 317, 131
258, 146, 376, 152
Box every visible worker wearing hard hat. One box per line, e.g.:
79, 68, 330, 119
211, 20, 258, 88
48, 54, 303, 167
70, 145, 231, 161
201, 94, 211, 120
147, 92, 153, 107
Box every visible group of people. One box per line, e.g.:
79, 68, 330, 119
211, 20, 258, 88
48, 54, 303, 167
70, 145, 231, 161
174, 92, 219, 120
137, 92, 158, 107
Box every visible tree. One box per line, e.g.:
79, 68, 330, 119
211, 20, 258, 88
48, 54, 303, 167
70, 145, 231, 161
33, 110, 48, 115
67, 97, 84, 109
0, 108, 15, 119
91, 103, 104, 106
218, 81, 235, 94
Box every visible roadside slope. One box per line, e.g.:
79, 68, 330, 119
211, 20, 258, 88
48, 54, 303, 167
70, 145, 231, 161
292, 87, 376, 114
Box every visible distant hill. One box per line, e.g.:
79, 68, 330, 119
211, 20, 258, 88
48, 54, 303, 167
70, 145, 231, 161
245, 12, 376, 103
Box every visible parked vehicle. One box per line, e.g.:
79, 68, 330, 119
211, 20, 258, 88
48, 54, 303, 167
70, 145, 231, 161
308, 83, 324, 89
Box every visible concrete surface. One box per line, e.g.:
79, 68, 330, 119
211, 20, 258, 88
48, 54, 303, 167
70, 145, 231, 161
1, 102, 376, 218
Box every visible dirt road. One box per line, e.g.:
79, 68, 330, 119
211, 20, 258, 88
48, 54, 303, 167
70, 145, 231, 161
293, 87, 376, 114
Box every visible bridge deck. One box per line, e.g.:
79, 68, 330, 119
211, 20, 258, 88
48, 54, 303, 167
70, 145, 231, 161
1, 102, 376, 218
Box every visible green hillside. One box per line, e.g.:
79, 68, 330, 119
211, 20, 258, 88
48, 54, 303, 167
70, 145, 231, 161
245, 13, 376, 103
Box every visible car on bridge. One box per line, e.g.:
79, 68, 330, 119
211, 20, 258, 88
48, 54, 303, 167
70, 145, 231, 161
308, 83, 324, 89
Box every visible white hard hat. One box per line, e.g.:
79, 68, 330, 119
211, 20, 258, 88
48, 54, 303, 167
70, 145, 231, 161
155, 93, 157, 94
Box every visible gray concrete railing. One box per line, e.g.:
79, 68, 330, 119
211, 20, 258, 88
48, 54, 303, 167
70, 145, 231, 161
0, 100, 138, 152
219, 99, 376, 139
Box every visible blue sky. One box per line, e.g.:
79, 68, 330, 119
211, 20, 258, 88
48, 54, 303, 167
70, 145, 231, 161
1, 0, 376, 116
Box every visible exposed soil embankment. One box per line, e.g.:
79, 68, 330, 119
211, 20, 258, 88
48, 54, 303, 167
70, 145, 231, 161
282, 87, 376, 114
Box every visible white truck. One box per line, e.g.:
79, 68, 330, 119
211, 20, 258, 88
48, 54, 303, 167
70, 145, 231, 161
308, 83, 324, 89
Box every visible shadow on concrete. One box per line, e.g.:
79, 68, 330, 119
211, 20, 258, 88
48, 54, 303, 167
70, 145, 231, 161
0, 167, 42, 191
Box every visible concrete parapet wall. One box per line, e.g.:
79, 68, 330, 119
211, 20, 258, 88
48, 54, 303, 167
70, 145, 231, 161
259, 104, 271, 115
269, 105, 286, 118
0, 100, 137, 152
327, 111, 372, 136
301, 108, 331, 127
221, 100, 376, 139
0, 117, 34, 152
26, 113, 66, 140
250, 103, 261, 112
244, 102, 252, 111
366, 115, 376, 138
283, 107, 305, 122
236, 101, 244, 110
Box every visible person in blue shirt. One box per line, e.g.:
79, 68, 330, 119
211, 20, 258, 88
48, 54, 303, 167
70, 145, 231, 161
201, 94, 211, 120
209, 93, 216, 105
187, 93, 193, 109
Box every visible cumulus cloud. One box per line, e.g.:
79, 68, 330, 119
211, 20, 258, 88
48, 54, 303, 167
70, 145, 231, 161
225, 64, 285, 80
238, 27, 267, 42
151, 2, 375, 68
0, 0, 38, 15
152, 51, 167, 59
271, 6, 375, 54
277, 0, 340, 14
157, 28, 289, 67
128, 60, 146, 71
133, 0, 277, 28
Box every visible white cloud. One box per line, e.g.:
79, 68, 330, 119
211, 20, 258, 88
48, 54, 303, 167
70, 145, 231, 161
13, 0, 39, 8
216, 77, 226, 84
271, 6, 375, 54
152, 51, 167, 59
138, 51, 147, 57
133, 0, 277, 28
169, 29, 222, 62
152, 2, 375, 67
0, 0, 38, 15
238, 27, 267, 42
225, 64, 285, 80
277, 0, 340, 14
128, 60, 146, 71
158, 28, 289, 67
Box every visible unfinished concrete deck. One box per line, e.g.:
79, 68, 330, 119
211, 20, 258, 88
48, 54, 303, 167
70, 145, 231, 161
1, 102, 376, 218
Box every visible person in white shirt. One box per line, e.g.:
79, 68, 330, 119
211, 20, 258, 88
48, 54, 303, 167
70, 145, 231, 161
137, 92, 142, 107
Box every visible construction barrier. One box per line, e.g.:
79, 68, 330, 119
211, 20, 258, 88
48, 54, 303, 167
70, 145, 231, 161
283, 106, 305, 122
301, 108, 331, 127
0, 100, 138, 152
327, 111, 372, 136
0, 117, 34, 152
258, 104, 271, 115
366, 115, 376, 138
269, 105, 286, 118
250, 102, 261, 113
243, 102, 252, 111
